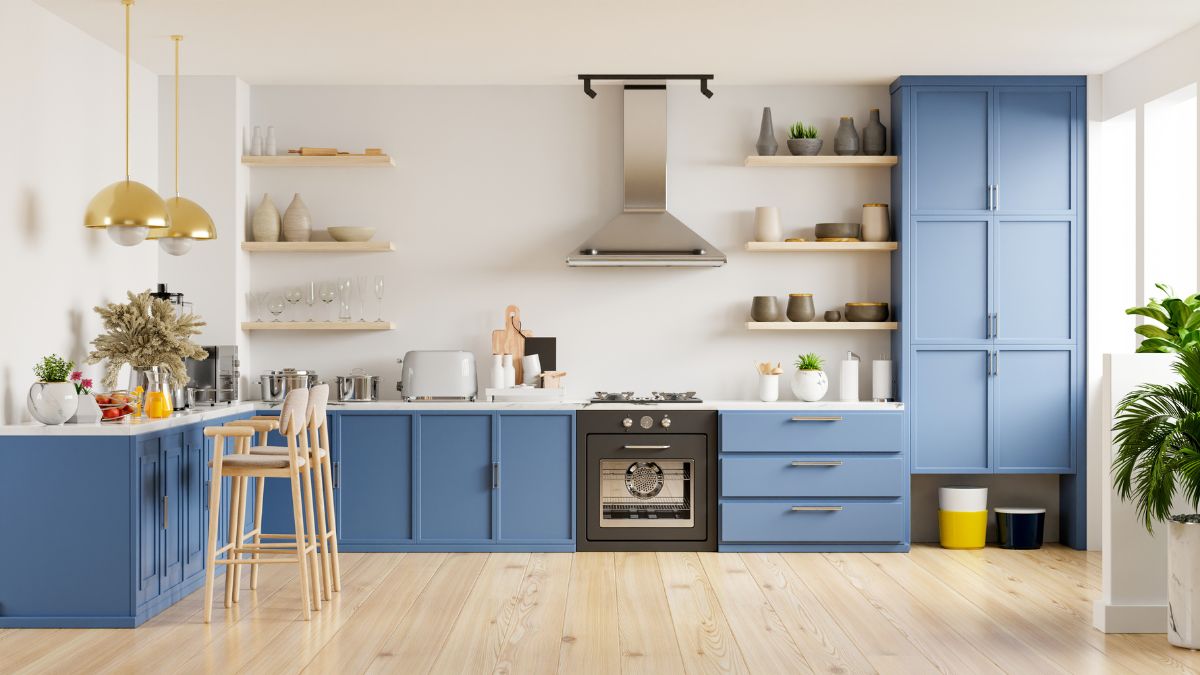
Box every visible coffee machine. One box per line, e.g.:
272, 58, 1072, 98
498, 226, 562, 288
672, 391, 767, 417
186, 345, 240, 406
150, 284, 194, 410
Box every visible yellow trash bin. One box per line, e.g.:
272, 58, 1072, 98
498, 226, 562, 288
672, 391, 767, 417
938, 486, 987, 550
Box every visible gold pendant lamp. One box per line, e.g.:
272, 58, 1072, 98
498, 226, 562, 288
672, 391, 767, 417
83, 0, 170, 246
149, 34, 216, 256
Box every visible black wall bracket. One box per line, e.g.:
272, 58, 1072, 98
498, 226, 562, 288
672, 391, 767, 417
578, 74, 714, 99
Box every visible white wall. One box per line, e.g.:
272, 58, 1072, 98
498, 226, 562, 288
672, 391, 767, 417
0, 0, 158, 422
245, 85, 893, 399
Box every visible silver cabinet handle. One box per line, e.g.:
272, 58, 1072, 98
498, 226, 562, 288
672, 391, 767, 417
790, 505, 844, 512
994, 351, 999, 376
163, 495, 168, 530
986, 185, 992, 210
789, 461, 843, 467
994, 184, 1000, 210
985, 313, 992, 338
993, 312, 999, 338
789, 416, 843, 422
492, 462, 500, 489
986, 351, 992, 377
622, 444, 671, 450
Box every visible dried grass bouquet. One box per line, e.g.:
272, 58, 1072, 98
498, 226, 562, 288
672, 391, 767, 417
87, 290, 208, 388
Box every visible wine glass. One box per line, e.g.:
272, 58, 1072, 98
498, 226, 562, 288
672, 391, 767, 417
284, 286, 303, 321
245, 292, 259, 323
319, 281, 337, 321
337, 278, 352, 322
355, 276, 369, 322
267, 294, 286, 322
304, 282, 317, 322
373, 275, 385, 321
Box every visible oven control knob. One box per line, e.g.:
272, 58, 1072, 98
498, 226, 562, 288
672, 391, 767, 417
622, 417, 634, 429
639, 415, 654, 429
661, 416, 672, 428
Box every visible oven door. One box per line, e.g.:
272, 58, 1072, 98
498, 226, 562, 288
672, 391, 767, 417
585, 434, 708, 542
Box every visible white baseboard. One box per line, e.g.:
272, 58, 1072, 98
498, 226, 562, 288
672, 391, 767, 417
1093, 601, 1167, 633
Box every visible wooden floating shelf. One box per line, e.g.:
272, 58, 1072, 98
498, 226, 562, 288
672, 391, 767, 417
745, 241, 898, 252
241, 155, 395, 167
242, 321, 395, 331
746, 321, 898, 331
744, 155, 898, 168
241, 241, 395, 253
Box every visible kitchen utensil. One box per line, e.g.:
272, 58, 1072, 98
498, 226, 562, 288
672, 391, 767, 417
398, 350, 477, 401
259, 369, 319, 403
327, 226, 376, 242
524, 337, 557, 371
814, 222, 862, 240
861, 203, 891, 241
753, 207, 782, 242
758, 373, 779, 402
873, 358, 894, 401
522, 354, 542, 385
288, 146, 339, 156
335, 368, 380, 402
750, 296, 781, 322
824, 310, 842, 322
839, 351, 860, 402
490, 305, 532, 384
845, 302, 889, 322
373, 276, 384, 321
786, 294, 816, 322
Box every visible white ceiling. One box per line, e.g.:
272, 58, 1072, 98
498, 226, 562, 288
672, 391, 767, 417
35, 0, 1200, 85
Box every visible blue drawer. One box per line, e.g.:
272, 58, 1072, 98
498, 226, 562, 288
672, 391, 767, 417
721, 455, 904, 498
721, 501, 904, 543
720, 411, 901, 453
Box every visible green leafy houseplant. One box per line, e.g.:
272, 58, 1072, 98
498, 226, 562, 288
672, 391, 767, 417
33, 354, 74, 383
794, 353, 824, 371
788, 122, 818, 139
1126, 283, 1200, 353
1112, 346, 1200, 531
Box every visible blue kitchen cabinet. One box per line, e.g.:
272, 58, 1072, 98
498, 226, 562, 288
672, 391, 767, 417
339, 413, 413, 544
135, 437, 163, 607
911, 87, 991, 213
161, 432, 185, 593
182, 426, 206, 579
994, 218, 1075, 343
912, 218, 991, 343
254, 411, 336, 538
419, 414, 494, 541
497, 413, 574, 543
994, 87, 1076, 213
994, 348, 1075, 473
910, 349, 991, 472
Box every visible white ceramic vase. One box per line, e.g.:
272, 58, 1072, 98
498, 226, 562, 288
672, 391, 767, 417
758, 374, 779, 402
265, 125, 277, 156
68, 393, 102, 424
754, 206, 782, 242
27, 382, 78, 425
490, 354, 505, 390
282, 193, 312, 242
790, 369, 828, 402
1168, 519, 1200, 649
502, 354, 516, 388
252, 193, 280, 242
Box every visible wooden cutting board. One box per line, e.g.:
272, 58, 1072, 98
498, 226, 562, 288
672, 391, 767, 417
491, 305, 533, 384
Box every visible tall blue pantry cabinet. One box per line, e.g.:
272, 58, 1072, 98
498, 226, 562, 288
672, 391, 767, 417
890, 76, 1087, 548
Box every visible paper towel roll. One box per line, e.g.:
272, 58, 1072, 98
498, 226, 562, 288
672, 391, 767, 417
839, 352, 859, 402
872, 359, 893, 401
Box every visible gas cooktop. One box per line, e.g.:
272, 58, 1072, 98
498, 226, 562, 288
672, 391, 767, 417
589, 391, 703, 404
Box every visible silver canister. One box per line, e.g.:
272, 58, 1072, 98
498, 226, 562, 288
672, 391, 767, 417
259, 369, 319, 402
336, 368, 380, 402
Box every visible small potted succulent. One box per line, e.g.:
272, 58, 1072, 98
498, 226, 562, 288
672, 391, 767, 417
787, 122, 822, 156
791, 352, 828, 401
27, 354, 79, 425
66, 370, 101, 424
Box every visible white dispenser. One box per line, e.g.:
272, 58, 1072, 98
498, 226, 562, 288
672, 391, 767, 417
839, 351, 860, 402
872, 357, 894, 401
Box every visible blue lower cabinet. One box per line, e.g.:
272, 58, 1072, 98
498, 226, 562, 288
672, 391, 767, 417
498, 414, 574, 543
721, 501, 905, 543
720, 411, 901, 453
994, 348, 1075, 473
339, 414, 413, 544
135, 436, 163, 607
419, 414, 495, 541
911, 348, 991, 472
721, 455, 904, 498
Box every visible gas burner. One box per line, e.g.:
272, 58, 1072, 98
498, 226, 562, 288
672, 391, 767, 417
652, 391, 698, 402
589, 391, 704, 404
593, 391, 636, 402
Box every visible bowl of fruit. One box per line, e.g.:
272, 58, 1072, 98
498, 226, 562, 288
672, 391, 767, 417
95, 390, 138, 423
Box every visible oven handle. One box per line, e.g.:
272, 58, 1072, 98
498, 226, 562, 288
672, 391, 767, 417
790, 505, 844, 512
789, 416, 843, 422
622, 444, 671, 450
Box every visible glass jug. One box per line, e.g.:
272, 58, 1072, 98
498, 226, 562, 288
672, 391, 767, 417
144, 366, 173, 419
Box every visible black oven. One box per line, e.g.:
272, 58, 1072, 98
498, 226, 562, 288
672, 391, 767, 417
576, 409, 717, 551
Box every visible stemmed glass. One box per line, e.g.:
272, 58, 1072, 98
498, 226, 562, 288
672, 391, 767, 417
285, 286, 303, 321
373, 275, 385, 321
355, 276, 369, 322
267, 294, 286, 322
304, 282, 317, 321
319, 281, 337, 321
337, 278, 352, 322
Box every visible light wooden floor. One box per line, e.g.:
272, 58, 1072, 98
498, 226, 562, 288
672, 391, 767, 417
2, 545, 1197, 674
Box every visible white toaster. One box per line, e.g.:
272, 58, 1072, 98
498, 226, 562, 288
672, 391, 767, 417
399, 350, 477, 401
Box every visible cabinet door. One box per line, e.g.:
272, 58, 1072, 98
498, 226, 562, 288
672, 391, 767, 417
498, 414, 572, 542
994, 87, 1075, 213
911, 349, 991, 472
182, 426, 206, 579
912, 88, 991, 212
135, 437, 162, 606
994, 349, 1075, 472
160, 433, 185, 591
340, 414, 413, 543
912, 219, 990, 342
419, 415, 493, 541
995, 219, 1073, 342
256, 413, 333, 537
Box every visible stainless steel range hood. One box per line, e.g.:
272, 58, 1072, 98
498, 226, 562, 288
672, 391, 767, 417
567, 86, 726, 267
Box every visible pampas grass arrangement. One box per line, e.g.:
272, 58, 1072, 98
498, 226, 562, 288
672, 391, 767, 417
87, 290, 208, 388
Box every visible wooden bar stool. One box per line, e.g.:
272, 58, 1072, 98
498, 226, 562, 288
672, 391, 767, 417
202, 388, 319, 622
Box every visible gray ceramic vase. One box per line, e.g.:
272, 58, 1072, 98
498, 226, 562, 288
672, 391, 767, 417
751, 296, 781, 322
863, 109, 887, 155
824, 310, 842, 322
756, 108, 778, 156
834, 116, 860, 156
787, 138, 822, 156
787, 294, 816, 322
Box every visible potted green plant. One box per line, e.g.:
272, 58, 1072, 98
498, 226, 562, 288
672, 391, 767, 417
1126, 283, 1200, 353
787, 122, 822, 156
27, 354, 79, 425
791, 352, 828, 401
1113, 345, 1200, 648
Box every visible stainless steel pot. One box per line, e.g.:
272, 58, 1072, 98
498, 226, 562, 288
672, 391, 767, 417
336, 368, 379, 402
259, 369, 319, 402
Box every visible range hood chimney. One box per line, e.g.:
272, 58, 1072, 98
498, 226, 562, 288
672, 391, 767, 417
567, 81, 725, 268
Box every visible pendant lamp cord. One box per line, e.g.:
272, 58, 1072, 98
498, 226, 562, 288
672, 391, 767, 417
124, 0, 131, 181
172, 35, 181, 197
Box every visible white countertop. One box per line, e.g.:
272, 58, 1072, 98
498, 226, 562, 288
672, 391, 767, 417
0, 400, 903, 436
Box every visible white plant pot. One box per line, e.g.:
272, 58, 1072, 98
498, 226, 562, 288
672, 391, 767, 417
1168, 518, 1200, 649
68, 393, 102, 424
758, 374, 779, 402
27, 381, 78, 425
791, 369, 828, 402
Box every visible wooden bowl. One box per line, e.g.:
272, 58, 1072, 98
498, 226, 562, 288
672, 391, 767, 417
327, 226, 376, 242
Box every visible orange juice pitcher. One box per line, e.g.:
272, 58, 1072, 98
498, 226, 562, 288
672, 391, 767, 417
145, 367, 173, 419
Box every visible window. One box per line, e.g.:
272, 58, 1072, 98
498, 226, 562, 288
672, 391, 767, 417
1143, 84, 1197, 299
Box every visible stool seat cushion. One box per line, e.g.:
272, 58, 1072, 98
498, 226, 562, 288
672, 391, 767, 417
248, 445, 328, 459
212, 454, 306, 470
